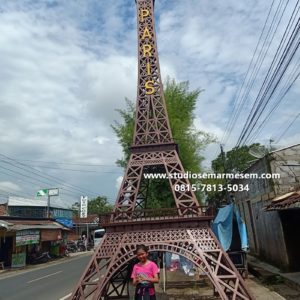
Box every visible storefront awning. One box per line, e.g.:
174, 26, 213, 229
0, 220, 13, 230
11, 224, 70, 231
0, 219, 70, 231
265, 191, 300, 211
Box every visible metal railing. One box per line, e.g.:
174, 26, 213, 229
99, 206, 213, 226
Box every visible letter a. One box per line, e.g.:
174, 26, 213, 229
142, 27, 151, 40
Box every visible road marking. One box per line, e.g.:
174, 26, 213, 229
27, 270, 62, 283
59, 292, 72, 300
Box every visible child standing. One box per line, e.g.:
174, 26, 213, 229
131, 244, 159, 300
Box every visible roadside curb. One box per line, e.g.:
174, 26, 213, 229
0, 251, 93, 280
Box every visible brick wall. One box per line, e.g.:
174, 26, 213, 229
0, 204, 8, 215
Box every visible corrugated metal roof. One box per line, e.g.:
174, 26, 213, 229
8, 196, 70, 209
12, 224, 69, 231
269, 143, 300, 155
0, 220, 13, 230
73, 214, 99, 224
265, 191, 300, 211
0, 219, 70, 231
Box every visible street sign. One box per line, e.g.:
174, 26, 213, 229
48, 188, 59, 196
80, 196, 88, 218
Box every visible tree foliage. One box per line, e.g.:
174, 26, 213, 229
72, 196, 113, 217
112, 79, 215, 172
211, 143, 267, 174
207, 143, 268, 208
111, 79, 215, 208
88, 196, 113, 214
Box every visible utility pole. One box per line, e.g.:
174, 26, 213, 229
37, 188, 59, 218
220, 144, 230, 204
220, 144, 226, 173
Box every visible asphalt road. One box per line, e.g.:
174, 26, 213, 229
0, 253, 92, 300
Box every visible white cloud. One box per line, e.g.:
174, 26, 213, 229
0, 0, 298, 206
115, 176, 123, 190
93, 136, 110, 145
0, 181, 21, 192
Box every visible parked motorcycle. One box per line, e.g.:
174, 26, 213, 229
77, 240, 86, 252
28, 251, 51, 264
86, 242, 93, 251
66, 241, 78, 253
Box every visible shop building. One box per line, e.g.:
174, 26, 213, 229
0, 217, 70, 268
233, 144, 300, 271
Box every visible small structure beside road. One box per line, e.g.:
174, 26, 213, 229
0, 216, 70, 268
234, 143, 300, 271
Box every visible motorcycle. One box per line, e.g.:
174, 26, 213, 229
66, 241, 78, 253
77, 240, 86, 252
28, 251, 51, 264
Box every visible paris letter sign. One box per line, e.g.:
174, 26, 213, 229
140, 8, 155, 95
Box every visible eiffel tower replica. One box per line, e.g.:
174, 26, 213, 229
72, 0, 254, 299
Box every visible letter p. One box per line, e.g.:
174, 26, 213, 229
140, 9, 149, 22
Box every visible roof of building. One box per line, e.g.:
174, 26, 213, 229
0, 220, 13, 230
8, 196, 71, 210
265, 191, 300, 211
73, 214, 99, 225
269, 143, 300, 155
239, 143, 300, 173
0, 218, 70, 231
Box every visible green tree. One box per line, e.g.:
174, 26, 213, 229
72, 196, 113, 217
211, 143, 267, 174
112, 79, 215, 208
207, 143, 268, 208
88, 196, 113, 214
71, 202, 80, 217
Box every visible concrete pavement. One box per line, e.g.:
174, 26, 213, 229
0, 250, 93, 279
246, 277, 285, 300
1, 251, 294, 299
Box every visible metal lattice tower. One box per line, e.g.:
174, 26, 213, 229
71, 1, 254, 299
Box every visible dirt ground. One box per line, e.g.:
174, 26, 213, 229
253, 276, 300, 300
152, 269, 300, 300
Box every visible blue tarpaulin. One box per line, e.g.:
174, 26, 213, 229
55, 218, 73, 228
212, 203, 248, 251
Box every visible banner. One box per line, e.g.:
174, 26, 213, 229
80, 196, 88, 218
16, 229, 40, 246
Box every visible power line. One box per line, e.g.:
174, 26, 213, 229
276, 112, 300, 142
235, 0, 300, 147
221, 0, 283, 146
15, 159, 120, 168
248, 64, 300, 143
236, 0, 292, 146
0, 154, 100, 197
0, 167, 86, 199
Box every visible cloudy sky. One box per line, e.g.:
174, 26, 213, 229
0, 0, 299, 207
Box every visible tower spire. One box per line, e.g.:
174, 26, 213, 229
133, 0, 173, 147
